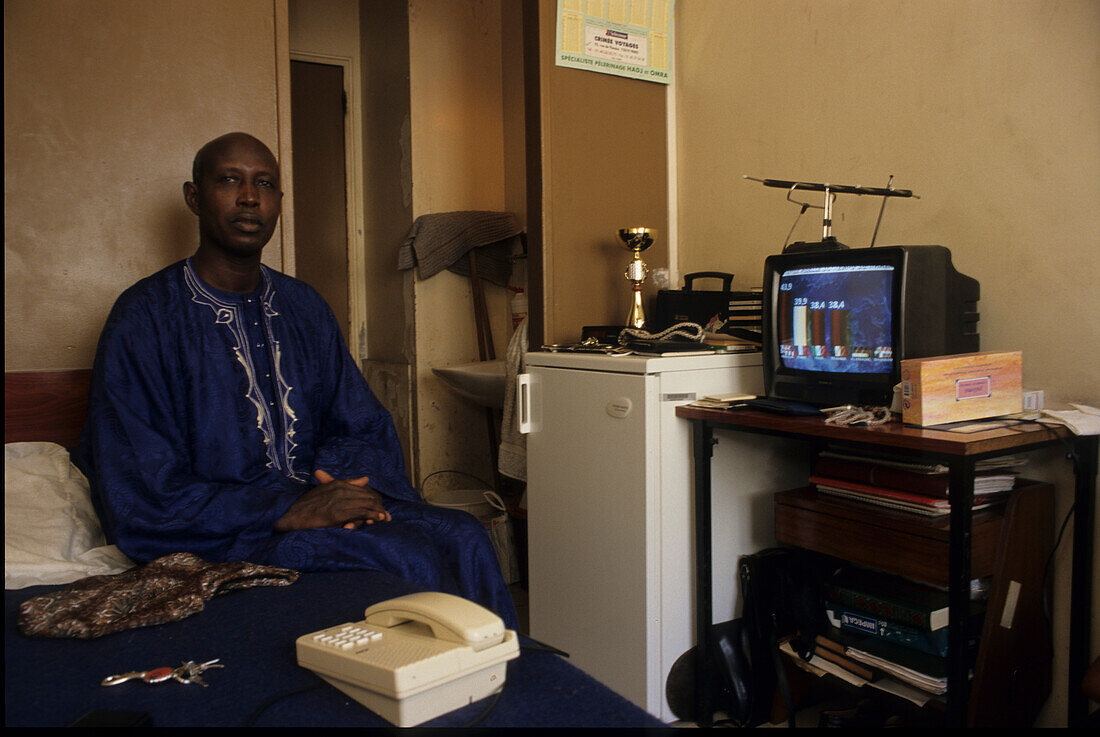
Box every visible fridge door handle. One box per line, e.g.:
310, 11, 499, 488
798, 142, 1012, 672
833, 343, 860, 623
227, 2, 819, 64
517, 372, 537, 434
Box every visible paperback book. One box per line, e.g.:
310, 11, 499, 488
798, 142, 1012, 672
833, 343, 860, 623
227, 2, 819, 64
812, 635, 875, 680
825, 603, 982, 658
810, 476, 1009, 517
812, 455, 1017, 499
824, 566, 953, 631
837, 633, 949, 695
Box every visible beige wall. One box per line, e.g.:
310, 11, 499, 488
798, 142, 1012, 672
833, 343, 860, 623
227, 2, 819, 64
357, 0, 418, 478
674, 0, 1099, 726
502, 0, 529, 235
4, 0, 289, 372
675, 0, 1099, 408
291, 0, 511, 490
288, 0, 363, 351
407, 0, 518, 490
359, 0, 414, 369
530, 0, 669, 346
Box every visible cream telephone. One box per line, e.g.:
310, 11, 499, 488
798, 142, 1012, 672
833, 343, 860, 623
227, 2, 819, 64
296, 591, 519, 727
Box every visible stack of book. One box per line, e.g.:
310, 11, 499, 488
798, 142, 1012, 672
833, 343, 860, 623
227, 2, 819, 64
809, 565, 985, 699
809, 449, 1024, 517
687, 392, 757, 410
703, 289, 762, 344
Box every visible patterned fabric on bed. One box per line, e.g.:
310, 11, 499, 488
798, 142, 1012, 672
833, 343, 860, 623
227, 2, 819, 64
17, 552, 298, 638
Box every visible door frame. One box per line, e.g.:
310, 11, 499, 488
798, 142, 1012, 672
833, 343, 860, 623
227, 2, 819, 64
288, 50, 366, 364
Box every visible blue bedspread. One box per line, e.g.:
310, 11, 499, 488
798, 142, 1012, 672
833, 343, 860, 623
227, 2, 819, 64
5, 571, 667, 728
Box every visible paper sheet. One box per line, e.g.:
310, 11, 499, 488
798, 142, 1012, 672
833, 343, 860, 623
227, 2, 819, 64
1039, 404, 1100, 435
868, 677, 935, 707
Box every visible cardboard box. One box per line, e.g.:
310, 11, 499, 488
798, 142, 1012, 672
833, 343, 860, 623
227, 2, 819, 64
900, 351, 1022, 427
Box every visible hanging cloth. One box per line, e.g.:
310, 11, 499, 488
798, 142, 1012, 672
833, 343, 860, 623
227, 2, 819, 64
397, 211, 522, 287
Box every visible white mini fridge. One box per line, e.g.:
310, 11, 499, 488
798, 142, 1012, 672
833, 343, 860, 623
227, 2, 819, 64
518, 351, 807, 722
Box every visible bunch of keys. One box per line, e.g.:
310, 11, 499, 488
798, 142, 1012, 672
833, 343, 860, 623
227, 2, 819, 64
101, 659, 223, 688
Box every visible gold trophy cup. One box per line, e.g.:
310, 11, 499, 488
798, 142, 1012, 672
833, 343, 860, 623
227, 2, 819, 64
618, 227, 655, 329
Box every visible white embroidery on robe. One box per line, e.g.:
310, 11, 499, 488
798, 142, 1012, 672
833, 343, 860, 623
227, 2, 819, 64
183, 260, 303, 481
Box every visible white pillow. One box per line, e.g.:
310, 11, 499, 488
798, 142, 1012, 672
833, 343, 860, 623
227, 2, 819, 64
4, 442, 134, 589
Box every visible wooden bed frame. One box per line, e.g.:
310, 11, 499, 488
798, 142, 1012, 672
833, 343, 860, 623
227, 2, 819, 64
4, 369, 92, 448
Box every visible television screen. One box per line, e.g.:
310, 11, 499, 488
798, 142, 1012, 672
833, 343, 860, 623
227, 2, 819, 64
762, 245, 980, 408
775, 264, 894, 375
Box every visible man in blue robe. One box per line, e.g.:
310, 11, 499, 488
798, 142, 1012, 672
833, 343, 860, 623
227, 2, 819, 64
76, 132, 517, 629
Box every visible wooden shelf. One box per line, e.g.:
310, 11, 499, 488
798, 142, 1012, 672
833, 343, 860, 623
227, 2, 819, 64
775, 483, 1027, 588
775, 480, 1054, 726
674, 406, 1070, 457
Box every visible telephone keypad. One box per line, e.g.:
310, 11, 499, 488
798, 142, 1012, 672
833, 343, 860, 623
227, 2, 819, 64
313, 624, 383, 650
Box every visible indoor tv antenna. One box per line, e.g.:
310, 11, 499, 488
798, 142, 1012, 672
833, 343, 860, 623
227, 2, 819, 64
744, 175, 918, 253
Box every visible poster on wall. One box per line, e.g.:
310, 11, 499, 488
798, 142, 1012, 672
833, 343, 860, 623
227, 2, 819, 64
555, 0, 675, 84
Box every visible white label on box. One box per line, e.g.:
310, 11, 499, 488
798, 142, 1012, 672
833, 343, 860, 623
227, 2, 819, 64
661, 393, 696, 402
1000, 580, 1022, 629
955, 376, 992, 401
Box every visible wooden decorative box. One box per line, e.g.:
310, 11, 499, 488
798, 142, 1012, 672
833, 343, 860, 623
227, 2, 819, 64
900, 350, 1023, 427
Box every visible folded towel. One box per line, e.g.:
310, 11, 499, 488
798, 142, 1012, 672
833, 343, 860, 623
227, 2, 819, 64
498, 317, 528, 482
397, 211, 523, 287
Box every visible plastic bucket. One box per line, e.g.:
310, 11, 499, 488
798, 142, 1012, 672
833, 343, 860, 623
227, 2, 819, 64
425, 489, 499, 519
427, 489, 518, 584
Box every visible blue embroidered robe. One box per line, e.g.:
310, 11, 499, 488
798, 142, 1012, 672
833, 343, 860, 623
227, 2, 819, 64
76, 260, 516, 628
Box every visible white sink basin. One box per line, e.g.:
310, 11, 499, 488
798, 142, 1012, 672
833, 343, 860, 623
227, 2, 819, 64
432, 360, 508, 409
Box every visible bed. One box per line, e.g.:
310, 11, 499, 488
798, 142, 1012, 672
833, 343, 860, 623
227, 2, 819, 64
4, 370, 666, 728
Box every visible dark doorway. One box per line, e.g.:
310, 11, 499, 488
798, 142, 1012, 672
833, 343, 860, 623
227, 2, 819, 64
290, 60, 350, 342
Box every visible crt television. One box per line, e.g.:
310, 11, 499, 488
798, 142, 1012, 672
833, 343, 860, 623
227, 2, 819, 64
761, 245, 980, 407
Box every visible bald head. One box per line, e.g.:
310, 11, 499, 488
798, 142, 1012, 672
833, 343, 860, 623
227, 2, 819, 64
183, 132, 283, 289
191, 132, 279, 185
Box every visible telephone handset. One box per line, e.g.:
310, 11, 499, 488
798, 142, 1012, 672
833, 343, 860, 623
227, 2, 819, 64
296, 591, 519, 727
363, 591, 505, 651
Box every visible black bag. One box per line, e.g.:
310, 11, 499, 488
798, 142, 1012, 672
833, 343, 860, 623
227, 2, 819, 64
654, 271, 734, 330
665, 548, 830, 727
665, 623, 748, 725
720, 547, 830, 727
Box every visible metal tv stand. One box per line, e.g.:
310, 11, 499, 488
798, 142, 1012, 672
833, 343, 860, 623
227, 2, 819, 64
675, 406, 1096, 728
